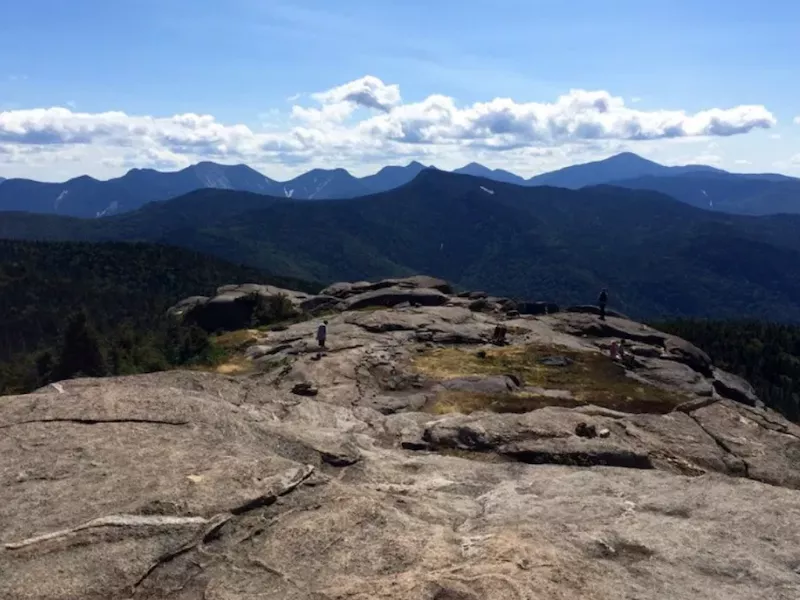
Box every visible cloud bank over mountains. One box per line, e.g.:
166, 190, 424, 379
0, 75, 780, 181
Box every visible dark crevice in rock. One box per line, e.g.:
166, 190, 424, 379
503, 449, 655, 470
230, 466, 315, 516
0, 417, 189, 430
673, 397, 720, 414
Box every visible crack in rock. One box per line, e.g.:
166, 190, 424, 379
133, 465, 315, 592
132, 513, 232, 591
0, 417, 190, 430
688, 414, 750, 478
230, 465, 315, 515
503, 449, 655, 470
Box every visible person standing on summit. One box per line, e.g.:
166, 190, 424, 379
316, 320, 328, 349
597, 288, 609, 320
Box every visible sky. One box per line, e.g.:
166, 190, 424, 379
1, 0, 799, 182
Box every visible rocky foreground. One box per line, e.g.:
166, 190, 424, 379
2, 276, 800, 599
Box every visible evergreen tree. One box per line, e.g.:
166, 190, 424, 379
54, 311, 108, 381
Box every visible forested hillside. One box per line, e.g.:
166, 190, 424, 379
654, 319, 800, 421
0, 240, 319, 394
3, 171, 800, 320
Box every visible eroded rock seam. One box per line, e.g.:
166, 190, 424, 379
0, 417, 189, 430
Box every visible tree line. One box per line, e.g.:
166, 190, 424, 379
653, 318, 800, 422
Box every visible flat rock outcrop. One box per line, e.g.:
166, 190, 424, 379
5, 276, 800, 599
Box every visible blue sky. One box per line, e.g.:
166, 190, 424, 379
1, 0, 799, 181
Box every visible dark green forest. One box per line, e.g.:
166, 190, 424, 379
654, 319, 800, 422
0, 240, 319, 395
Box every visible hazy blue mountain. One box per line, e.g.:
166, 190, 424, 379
3, 169, 800, 321
608, 172, 800, 215
453, 162, 528, 185
280, 168, 373, 200
359, 161, 429, 194
527, 152, 725, 189
0, 162, 279, 218
3, 153, 799, 218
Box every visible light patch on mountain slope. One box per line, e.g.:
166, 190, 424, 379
54, 189, 68, 210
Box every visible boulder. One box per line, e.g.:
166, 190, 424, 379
291, 382, 319, 396
566, 304, 628, 319
319, 280, 373, 298
664, 337, 713, 376
166, 295, 209, 318
321, 276, 453, 299
517, 301, 560, 315
468, 298, 492, 312
345, 287, 449, 310
299, 294, 342, 314
438, 375, 522, 395
185, 292, 254, 331
712, 368, 761, 407
386, 275, 453, 294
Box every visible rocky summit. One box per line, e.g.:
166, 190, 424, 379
2, 276, 800, 600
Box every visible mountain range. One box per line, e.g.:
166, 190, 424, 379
2, 152, 799, 218
3, 168, 800, 321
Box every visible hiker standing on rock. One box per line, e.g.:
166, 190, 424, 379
597, 288, 609, 320
316, 320, 328, 349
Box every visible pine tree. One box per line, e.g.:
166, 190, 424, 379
54, 311, 108, 381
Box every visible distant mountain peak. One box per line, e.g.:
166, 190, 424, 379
602, 152, 658, 165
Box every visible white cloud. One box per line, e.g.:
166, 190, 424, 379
691, 154, 723, 166
792, 154, 800, 165
735, 159, 751, 165
312, 75, 401, 113
795, 116, 800, 125
0, 75, 779, 180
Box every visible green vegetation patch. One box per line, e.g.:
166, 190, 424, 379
413, 344, 687, 415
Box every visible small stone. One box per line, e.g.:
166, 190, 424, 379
476, 350, 488, 359
598, 428, 611, 438
291, 383, 319, 397
575, 422, 598, 439
539, 356, 574, 367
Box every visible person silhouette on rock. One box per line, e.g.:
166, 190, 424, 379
317, 320, 328, 349
597, 288, 609, 320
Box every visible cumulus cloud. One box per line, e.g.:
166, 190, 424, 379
356, 89, 775, 147
312, 75, 401, 112
0, 75, 778, 180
